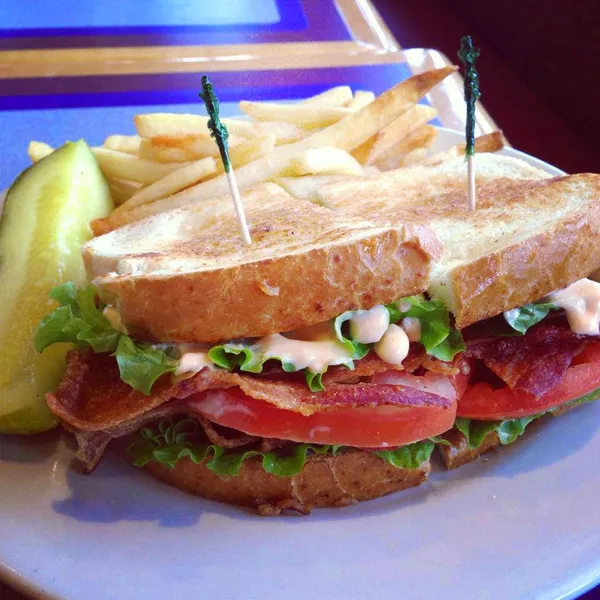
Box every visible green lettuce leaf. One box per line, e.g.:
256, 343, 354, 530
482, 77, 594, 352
305, 370, 325, 392
550, 386, 600, 412
35, 283, 119, 353
130, 417, 329, 477
386, 295, 465, 361
454, 416, 538, 449
503, 302, 557, 334
375, 440, 435, 469
333, 311, 373, 359
209, 329, 357, 392
129, 418, 436, 476
35, 283, 177, 395
454, 386, 600, 450
115, 336, 178, 395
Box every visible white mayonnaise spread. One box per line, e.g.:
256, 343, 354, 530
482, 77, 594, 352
348, 305, 390, 344
175, 344, 213, 376
255, 333, 353, 373
546, 278, 600, 336
401, 317, 421, 342
373, 324, 410, 365
178, 304, 422, 376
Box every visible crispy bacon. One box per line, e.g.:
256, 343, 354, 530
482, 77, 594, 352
47, 349, 457, 471
467, 323, 586, 397
48, 350, 454, 433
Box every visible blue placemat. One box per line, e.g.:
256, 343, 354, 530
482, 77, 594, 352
0, 0, 350, 49
2, 0, 282, 30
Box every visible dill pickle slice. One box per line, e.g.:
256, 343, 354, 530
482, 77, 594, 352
0, 141, 113, 434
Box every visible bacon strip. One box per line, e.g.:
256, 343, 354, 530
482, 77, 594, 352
48, 350, 454, 432
467, 324, 586, 397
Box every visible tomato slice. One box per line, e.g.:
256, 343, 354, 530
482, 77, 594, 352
188, 382, 457, 448
457, 341, 600, 420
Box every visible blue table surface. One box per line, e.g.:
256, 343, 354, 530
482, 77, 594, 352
2, 0, 281, 29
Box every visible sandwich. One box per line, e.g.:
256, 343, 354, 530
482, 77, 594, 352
35, 150, 600, 514
316, 153, 600, 470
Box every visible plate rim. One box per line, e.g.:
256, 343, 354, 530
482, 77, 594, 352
2, 126, 597, 600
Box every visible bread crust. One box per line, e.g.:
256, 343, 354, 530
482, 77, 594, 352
145, 449, 430, 514
437, 400, 591, 469
97, 225, 438, 343
448, 176, 600, 328
437, 428, 500, 470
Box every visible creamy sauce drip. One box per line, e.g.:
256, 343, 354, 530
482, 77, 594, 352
546, 278, 600, 336
175, 344, 213, 376
255, 333, 352, 373
177, 304, 422, 376
349, 305, 390, 344
374, 324, 410, 365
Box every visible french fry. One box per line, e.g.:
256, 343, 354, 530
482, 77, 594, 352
95, 67, 456, 232
397, 147, 429, 167
141, 134, 251, 163
347, 90, 375, 111
138, 140, 197, 163
137, 131, 275, 173
27, 141, 54, 163
299, 86, 353, 107
366, 104, 437, 165
351, 137, 376, 164
226, 133, 276, 170
103, 135, 141, 155
135, 113, 303, 145
422, 131, 506, 166
134, 114, 258, 139
108, 179, 142, 206
92, 148, 189, 185
253, 121, 305, 145
115, 156, 217, 213
291, 147, 363, 176
307, 67, 454, 151
239, 101, 351, 130
372, 125, 437, 171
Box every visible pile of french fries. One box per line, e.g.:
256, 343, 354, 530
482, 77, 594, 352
27, 67, 505, 236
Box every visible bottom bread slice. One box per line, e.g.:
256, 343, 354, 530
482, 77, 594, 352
438, 401, 584, 470
145, 449, 431, 515
437, 428, 501, 470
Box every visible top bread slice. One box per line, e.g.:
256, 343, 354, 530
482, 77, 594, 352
84, 183, 440, 343
316, 154, 600, 328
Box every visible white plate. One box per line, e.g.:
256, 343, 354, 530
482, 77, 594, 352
2, 128, 599, 600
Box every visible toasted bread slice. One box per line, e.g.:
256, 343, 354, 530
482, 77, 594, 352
317, 155, 600, 327
145, 448, 431, 515
438, 401, 593, 470
85, 183, 440, 343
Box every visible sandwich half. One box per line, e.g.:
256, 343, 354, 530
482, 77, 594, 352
40, 183, 466, 514
317, 154, 600, 469
38, 153, 600, 513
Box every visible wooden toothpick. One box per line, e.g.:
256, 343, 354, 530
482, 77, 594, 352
458, 36, 481, 212
199, 76, 252, 245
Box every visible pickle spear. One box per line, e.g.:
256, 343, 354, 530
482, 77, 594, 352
0, 141, 113, 434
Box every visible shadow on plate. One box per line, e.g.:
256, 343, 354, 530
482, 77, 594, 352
52, 444, 205, 527
50, 403, 600, 526
431, 403, 600, 485
0, 429, 61, 463
50, 438, 441, 525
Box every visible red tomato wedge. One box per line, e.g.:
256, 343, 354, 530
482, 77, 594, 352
187, 380, 457, 448
457, 341, 600, 420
